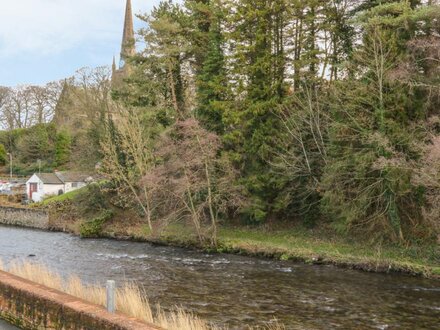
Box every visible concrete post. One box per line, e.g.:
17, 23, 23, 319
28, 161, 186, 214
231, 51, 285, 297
106, 280, 116, 313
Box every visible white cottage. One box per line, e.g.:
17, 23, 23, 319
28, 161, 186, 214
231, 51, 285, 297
26, 172, 92, 202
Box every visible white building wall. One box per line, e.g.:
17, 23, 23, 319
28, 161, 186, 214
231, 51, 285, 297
65, 182, 87, 193
26, 174, 65, 202
64, 182, 72, 193
26, 173, 90, 202
26, 174, 42, 203
43, 184, 65, 197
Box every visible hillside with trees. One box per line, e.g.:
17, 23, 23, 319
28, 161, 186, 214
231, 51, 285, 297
2, 0, 440, 249
0, 67, 111, 174
100, 0, 440, 245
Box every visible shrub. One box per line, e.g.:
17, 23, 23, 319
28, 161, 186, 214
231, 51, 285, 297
79, 209, 114, 238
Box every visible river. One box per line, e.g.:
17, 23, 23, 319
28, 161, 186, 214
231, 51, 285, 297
0, 225, 438, 329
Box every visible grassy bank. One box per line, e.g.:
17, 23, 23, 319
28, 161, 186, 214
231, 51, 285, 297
98, 222, 439, 279
42, 187, 439, 280
39, 189, 83, 206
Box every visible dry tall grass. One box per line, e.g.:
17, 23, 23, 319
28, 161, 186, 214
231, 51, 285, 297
0, 260, 285, 330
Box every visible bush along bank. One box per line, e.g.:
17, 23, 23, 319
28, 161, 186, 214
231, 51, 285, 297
79, 210, 114, 238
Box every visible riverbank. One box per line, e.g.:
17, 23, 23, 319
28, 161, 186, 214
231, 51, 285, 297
47, 208, 440, 279
1, 224, 439, 329
120, 225, 440, 279
15, 188, 435, 280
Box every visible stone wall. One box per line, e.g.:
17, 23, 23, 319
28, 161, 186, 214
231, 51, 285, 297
0, 270, 160, 330
0, 206, 49, 229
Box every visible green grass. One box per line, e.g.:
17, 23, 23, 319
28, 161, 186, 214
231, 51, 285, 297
221, 227, 439, 277
146, 224, 440, 278
39, 188, 84, 206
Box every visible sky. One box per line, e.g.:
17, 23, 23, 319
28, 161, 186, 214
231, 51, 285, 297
0, 0, 162, 87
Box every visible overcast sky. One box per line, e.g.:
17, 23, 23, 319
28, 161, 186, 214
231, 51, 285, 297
0, 0, 162, 87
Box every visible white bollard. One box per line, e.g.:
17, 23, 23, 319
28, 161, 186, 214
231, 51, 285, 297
106, 280, 116, 313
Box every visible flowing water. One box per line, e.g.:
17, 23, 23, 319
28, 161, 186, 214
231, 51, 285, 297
0, 225, 438, 329
0, 319, 18, 330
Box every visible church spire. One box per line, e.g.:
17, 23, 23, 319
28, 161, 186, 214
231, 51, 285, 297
112, 56, 117, 73
120, 0, 135, 68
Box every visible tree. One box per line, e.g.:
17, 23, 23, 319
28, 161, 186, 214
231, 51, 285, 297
29, 82, 62, 125
16, 124, 56, 165
185, 0, 228, 133
271, 86, 329, 224
138, 1, 189, 116
3, 86, 33, 129
143, 118, 245, 245
321, 1, 439, 241
222, 0, 290, 222
54, 67, 113, 171
0, 144, 7, 166
0, 87, 9, 110
55, 131, 72, 167
100, 105, 157, 231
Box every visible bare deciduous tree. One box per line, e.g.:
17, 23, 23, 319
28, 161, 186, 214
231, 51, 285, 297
143, 119, 246, 245
0, 83, 63, 130
100, 104, 156, 231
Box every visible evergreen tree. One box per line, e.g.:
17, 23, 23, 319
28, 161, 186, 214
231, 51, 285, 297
223, 0, 289, 221
321, 0, 436, 241
138, 1, 189, 116
186, 0, 228, 133
55, 131, 72, 167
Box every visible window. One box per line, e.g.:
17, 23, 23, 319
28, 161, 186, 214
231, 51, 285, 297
72, 182, 78, 188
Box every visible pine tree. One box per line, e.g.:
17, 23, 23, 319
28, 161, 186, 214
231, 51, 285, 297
138, 1, 188, 116
222, 0, 289, 221
185, 0, 228, 133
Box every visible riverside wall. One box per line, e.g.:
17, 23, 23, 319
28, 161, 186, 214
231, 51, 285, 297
0, 270, 160, 330
0, 206, 49, 229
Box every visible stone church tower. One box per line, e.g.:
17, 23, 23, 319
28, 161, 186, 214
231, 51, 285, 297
112, 0, 136, 86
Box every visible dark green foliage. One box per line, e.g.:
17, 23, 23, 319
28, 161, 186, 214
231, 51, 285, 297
55, 131, 71, 167
221, 0, 290, 222
17, 124, 56, 164
191, 1, 228, 133
73, 183, 110, 214
0, 144, 7, 166
76, 183, 114, 238
79, 209, 114, 238
0, 124, 74, 174
111, 0, 440, 243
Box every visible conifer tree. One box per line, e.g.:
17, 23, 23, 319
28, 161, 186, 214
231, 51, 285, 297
222, 0, 289, 221
138, 1, 188, 116
185, 0, 228, 133
321, 0, 437, 241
